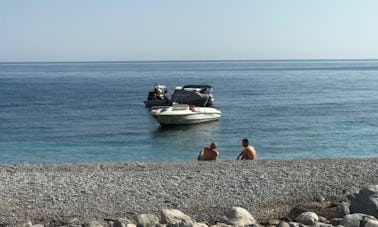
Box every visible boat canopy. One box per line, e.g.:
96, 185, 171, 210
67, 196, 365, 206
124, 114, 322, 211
182, 85, 212, 89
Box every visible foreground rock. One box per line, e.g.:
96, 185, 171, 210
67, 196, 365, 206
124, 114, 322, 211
222, 207, 256, 226
364, 219, 378, 227
137, 213, 160, 227
13, 199, 378, 227
84, 220, 103, 227
341, 213, 377, 227
161, 209, 193, 226
296, 212, 319, 225
349, 185, 378, 218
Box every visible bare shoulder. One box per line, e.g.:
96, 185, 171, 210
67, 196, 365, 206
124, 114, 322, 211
249, 145, 257, 159
248, 145, 256, 151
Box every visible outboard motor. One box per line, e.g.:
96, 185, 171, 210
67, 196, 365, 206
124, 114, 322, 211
154, 85, 168, 100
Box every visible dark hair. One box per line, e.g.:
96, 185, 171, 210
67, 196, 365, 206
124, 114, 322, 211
242, 138, 249, 144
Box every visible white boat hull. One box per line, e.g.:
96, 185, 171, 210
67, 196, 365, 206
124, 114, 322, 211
152, 105, 221, 125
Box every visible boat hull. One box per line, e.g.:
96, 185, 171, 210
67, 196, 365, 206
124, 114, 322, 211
154, 113, 221, 125
152, 106, 221, 125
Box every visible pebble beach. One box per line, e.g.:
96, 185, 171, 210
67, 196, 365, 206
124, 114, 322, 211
0, 158, 377, 226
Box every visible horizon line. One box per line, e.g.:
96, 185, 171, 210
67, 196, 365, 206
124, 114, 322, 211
1, 58, 378, 64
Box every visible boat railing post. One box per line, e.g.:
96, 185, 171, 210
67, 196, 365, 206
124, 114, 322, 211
203, 87, 212, 107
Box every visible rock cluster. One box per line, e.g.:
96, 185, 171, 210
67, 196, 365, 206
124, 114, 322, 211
20, 185, 378, 227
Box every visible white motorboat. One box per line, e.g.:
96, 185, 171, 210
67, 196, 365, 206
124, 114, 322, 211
152, 104, 221, 125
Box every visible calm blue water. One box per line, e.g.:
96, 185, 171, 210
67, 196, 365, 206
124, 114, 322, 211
1, 60, 377, 163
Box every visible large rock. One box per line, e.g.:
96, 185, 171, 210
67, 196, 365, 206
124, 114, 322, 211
349, 185, 378, 218
296, 212, 319, 225
341, 213, 377, 227
364, 220, 378, 227
137, 214, 160, 227
277, 221, 290, 227
222, 207, 256, 226
161, 209, 193, 226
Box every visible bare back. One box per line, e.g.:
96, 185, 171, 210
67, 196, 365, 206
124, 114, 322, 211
199, 148, 219, 161
241, 145, 257, 160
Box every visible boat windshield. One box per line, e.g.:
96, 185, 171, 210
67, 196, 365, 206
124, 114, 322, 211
182, 85, 212, 89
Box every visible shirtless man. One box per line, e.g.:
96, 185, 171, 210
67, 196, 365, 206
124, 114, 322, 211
236, 138, 257, 160
198, 142, 219, 161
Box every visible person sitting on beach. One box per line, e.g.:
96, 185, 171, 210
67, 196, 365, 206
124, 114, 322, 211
236, 138, 257, 160
198, 142, 219, 161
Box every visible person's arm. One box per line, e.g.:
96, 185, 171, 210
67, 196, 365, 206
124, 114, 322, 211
198, 149, 204, 161
236, 150, 243, 160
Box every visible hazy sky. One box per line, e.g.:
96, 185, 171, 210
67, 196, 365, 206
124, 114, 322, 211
1, 0, 378, 62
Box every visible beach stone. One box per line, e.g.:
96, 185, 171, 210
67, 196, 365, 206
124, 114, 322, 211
210, 223, 232, 227
341, 213, 377, 227
313, 223, 333, 227
267, 219, 281, 225
156, 224, 167, 227
277, 221, 290, 227
337, 202, 351, 217
222, 207, 256, 226
113, 217, 134, 227
137, 213, 160, 227
182, 223, 208, 227
67, 218, 81, 226
296, 212, 319, 225
318, 216, 329, 223
23, 221, 33, 227
288, 222, 301, 227
161, 209, 193, 226
330, 218, 343, 226
348, 185, 378, 218
111, 220, 125, 227
83, 220, 103, 227
265, 224, 276, 227
364, 220, 378, 227
248, 224, 263, 227
22, 221, 44, 227
288, 201, 340, 220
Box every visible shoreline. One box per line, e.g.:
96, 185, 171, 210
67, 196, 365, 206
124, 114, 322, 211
0, 157, 377, 226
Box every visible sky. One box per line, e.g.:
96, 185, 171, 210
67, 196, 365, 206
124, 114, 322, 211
1, 0, 378, 62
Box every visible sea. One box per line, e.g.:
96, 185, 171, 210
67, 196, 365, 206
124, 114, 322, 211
0, 60, 377, 164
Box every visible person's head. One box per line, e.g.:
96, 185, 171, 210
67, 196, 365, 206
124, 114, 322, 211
210, 142, 217, 150
242, 138, 249, 147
